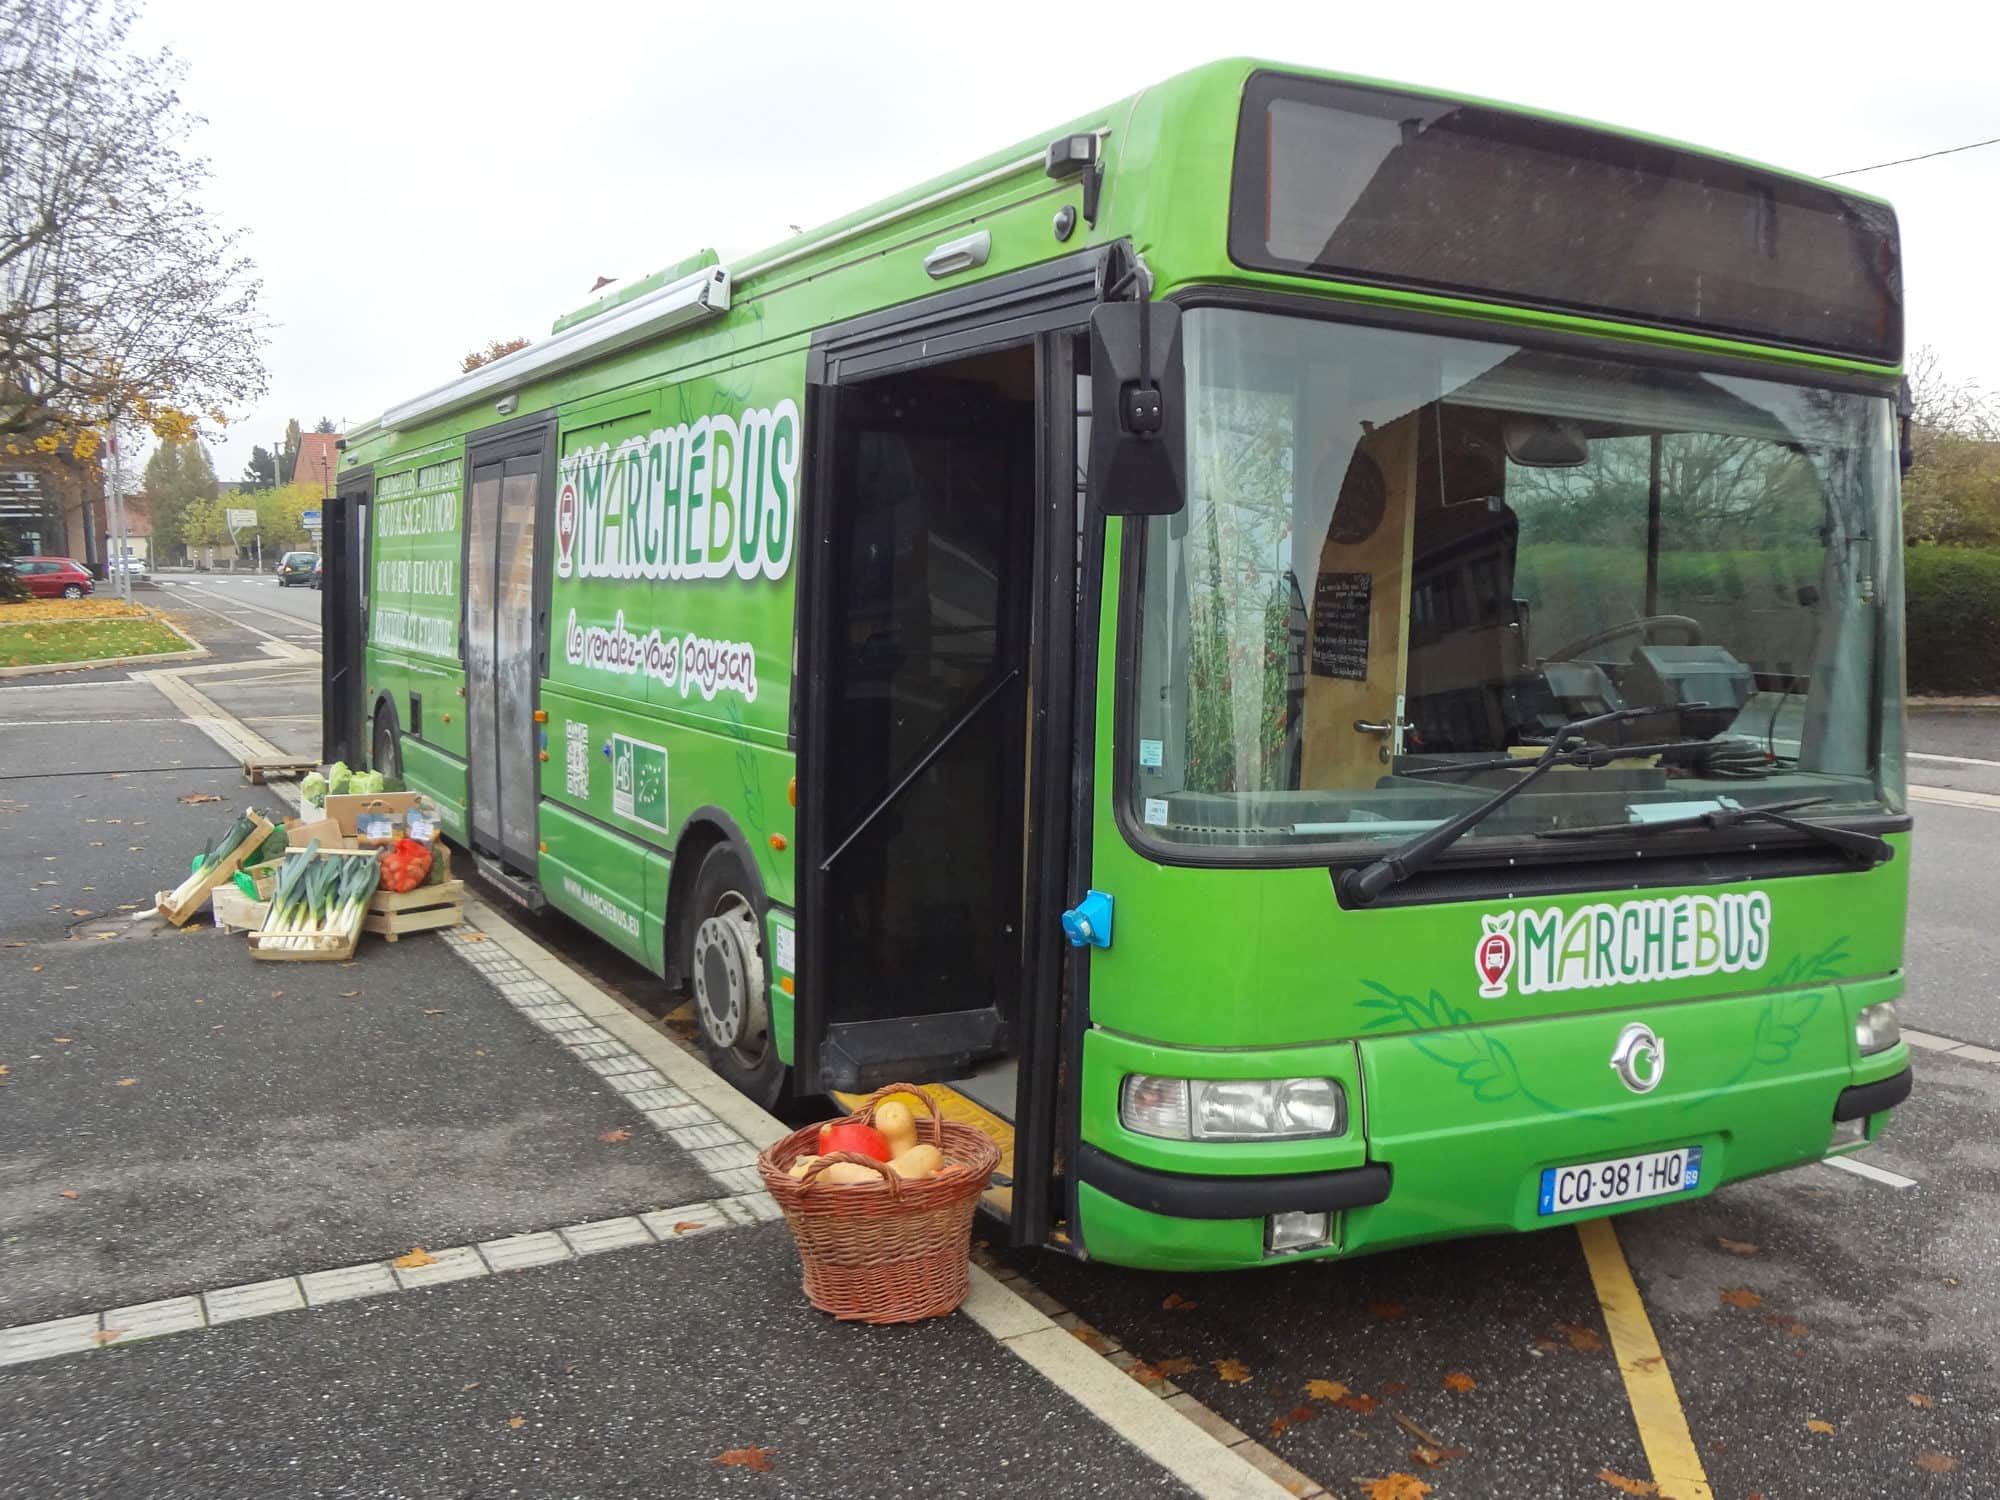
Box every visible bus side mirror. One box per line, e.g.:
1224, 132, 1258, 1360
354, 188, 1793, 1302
1897, 376, 1915, 477
1088, 300, 1186, 516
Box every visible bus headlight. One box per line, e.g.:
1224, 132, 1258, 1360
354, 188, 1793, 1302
1855, 1001, 1900, 1055
1120, 1075, 1346, 1141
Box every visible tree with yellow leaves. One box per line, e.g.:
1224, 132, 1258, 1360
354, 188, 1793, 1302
0, 0, 266, 463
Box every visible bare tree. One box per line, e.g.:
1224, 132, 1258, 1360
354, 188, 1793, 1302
0, 0, 266, 458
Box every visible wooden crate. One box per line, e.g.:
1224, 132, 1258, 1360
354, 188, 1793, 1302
248, 922, 363, 962
363, 879, 464, 943
243, 755, 319, 784
211, 887, 271, 933
154, 812, 276, 927
248, 847, 378, 961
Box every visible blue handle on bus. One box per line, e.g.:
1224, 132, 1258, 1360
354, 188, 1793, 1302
1062, 890, 1114, 949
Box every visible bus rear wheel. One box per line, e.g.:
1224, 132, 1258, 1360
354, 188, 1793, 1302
684, 843, 785, 1110
371, 710, 401, 779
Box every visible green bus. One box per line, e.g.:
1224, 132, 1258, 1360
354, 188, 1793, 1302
323, 59, 1914, 1271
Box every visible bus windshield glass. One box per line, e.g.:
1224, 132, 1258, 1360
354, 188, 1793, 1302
1126, 308, 1905, 856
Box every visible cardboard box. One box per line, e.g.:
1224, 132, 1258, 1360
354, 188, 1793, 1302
321, 790, 422, 839
284, 815, 349, 849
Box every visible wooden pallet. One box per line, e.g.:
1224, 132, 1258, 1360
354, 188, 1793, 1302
363, 879, 465, 942
242, 755, 319, 784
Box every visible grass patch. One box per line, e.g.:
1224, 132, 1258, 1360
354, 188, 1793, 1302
0, 596, 149, 623
0, 614, 189, 668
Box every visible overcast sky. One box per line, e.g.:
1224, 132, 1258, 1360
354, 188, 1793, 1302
138, 0, 1999, 478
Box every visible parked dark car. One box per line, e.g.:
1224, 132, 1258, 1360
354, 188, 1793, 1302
10, 556, 96, 599
277, 550, 318, 587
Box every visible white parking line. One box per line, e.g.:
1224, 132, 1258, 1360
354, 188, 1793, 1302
1909, 750, 2000, 769
1821, 1155, 1918, 1189
1910, 784, 2000, 813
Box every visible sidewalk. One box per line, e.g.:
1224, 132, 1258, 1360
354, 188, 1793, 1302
0, 677, 1280, 1498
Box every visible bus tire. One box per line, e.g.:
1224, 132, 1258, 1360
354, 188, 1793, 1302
683, 842, 786, 1110
371, 704, 402, 779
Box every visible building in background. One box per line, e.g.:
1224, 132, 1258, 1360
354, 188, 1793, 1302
291, 431, 339, 496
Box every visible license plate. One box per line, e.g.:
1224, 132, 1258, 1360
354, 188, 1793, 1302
1538, 1146, 1702, 1216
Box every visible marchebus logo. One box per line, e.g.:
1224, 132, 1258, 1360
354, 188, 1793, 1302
1475, 890, 1772, 998
556, 398, 800, 583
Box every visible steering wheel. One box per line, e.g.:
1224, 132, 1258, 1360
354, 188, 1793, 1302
1547, 614, 1704, 662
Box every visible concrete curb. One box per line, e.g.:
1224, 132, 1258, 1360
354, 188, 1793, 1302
457, 894, 1295, 1500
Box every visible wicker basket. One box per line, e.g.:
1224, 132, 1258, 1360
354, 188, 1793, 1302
757, 1083, 1001, 1324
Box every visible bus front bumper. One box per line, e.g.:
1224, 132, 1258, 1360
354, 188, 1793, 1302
1071, 989, 1911, 1271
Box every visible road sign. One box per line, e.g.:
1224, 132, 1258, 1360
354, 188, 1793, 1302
225, 507, 258, 531
301, 509, 322, 531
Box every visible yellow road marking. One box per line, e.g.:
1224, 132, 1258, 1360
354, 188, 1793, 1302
830, 1085, 1016, 1217
1577, 1218, 1713, 1500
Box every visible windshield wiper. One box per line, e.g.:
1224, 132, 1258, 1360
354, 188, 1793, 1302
1398, 739, 1717, 777
1535, 795, 1894, 864
1337, 705, 1681, 907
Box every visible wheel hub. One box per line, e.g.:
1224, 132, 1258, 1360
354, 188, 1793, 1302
691, 897, 767, 1060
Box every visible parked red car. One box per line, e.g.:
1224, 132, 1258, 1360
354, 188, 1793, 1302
10, 556, 95, 599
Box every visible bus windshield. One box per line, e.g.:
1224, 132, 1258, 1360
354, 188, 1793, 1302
1126, 308, 1905, 856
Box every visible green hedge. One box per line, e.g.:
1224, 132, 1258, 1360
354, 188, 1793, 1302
1905, 546, 2000, 695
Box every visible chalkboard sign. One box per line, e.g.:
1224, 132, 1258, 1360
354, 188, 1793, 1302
1311, 571, 1371, 680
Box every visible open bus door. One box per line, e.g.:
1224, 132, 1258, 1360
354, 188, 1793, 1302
322, 468, 372, 768
794, 254, 1103, 1246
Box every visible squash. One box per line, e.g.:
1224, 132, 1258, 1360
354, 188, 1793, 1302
787, 1154, 822, 1180
818, 1160, 885, 1185
874, 1100, 920, 1157
887, 1144, 942, 1180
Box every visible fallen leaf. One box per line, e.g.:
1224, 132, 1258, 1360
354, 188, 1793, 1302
178, 793, 223, 804
1360, 1475, 1433, 1500
715, 1448, 775, 1472
1154, 1356, 1195, 1377
71, 908, 93, 917
1382, 1380, 1408, 1397
1288, 1405, 1317, 1424
1162, 1291, 1198, 1311
51, 1035, 68, 1043
1916, 1451, 1958, 1474
475, 1049, 487, 1057
1908, 1393, 1935, 1409
507, 1416, 526, 1430
0, 1066, 9, 1076
392, 1247, 437, 1269
1069, 1324, 1115, 1354
1443, 1371, 1476, 1393
1128, 1361, 1165, 1387
1213, 1357, 1251, 1384
1304, 1378, 1350, 1402
1555, 1322, 1605, 1352
114, 1077, 136, 1087
671, 1221, 706, 1234
1720, 1288, 1763, 1309
1717, 1236, 1758, 1256
1337, 1392, 1381, 1415
424, 1007, 445, 1016
1370, 1299, 1406, 1321
270, 990, 284, 999
1805, 1419, 1835, 1435
1, 941, 23, 948
94, 931, 118, 940
1394, 1413, 1445, 1448
58, 1189, 79, 1200
93, 1328, 127, 1345
30, 966, 42, 972
462, 1380, 481, 1391
1411, 1444, 1467, 1467
1268, 1416, 1290, 1437
459, 932, 488, 943
1596, 1469, 1658, 1495
338, 991, 359, 998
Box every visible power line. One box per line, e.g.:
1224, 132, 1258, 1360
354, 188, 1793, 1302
1825, 135, 2000, 178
